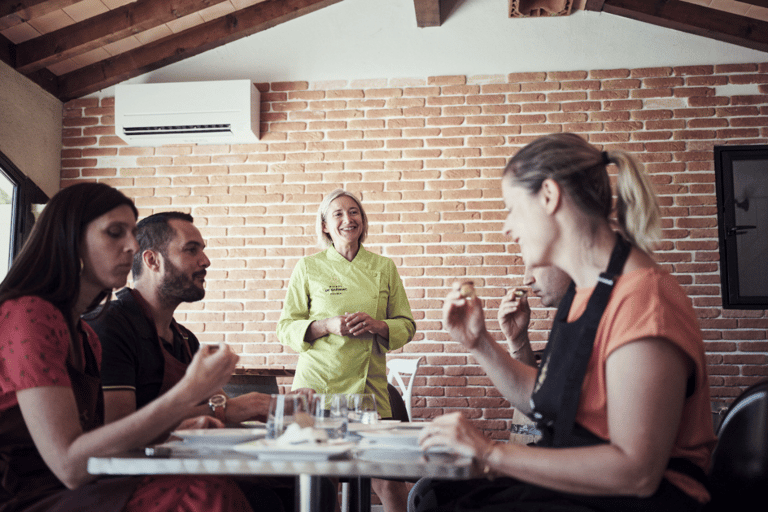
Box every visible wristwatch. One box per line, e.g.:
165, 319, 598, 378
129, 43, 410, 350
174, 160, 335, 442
208, 394, 227, 422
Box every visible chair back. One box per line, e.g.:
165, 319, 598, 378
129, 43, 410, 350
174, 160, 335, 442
386, 357, 423, 421
708, 378, 768, 510
388, 383, 409, 422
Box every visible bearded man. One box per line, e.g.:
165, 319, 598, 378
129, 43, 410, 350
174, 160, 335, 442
85, 211, 272, 426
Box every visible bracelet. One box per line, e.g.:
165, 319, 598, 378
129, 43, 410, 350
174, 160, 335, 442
478, 441, 498, 480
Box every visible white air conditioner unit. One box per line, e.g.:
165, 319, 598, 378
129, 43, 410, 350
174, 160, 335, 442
115, 80, 260, 146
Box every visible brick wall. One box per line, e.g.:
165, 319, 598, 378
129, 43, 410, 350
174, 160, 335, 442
62, 63, 768, 439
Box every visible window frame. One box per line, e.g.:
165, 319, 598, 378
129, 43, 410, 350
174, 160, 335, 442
714, 144, 768, 309
0, 150, 49, 268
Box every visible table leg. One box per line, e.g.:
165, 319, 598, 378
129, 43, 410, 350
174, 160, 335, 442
297, 474, 322, 512
347, 476, 371, 512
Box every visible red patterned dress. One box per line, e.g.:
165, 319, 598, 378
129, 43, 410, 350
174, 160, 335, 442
0, 296, 252, 512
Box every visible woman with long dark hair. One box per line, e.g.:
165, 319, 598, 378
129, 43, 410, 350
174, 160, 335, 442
0, 183, 252, 512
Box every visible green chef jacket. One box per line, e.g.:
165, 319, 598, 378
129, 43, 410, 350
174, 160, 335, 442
277, 245, 416, 418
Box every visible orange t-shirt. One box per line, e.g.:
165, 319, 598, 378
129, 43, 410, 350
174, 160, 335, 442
568, 267, 717, 503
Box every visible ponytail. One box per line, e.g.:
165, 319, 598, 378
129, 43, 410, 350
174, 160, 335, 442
610, 150, 661, 253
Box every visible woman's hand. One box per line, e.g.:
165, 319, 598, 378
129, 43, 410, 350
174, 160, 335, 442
443, 281, 488, 350
177, 415, 225, 430
418, 412, 492, 459
322, 315, 348, 336
180, 342, 239, 405
346, 312, 384, 337
498, 288, 530, 348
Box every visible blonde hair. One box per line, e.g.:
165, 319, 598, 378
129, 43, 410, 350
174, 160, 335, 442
316, 189, 369, 248
503, 133, 661, 253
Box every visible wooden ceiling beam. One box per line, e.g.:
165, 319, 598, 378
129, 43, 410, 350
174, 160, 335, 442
586, 0, 768, 54
0, 0, 81, 29
413, 0, 441, 27
15, 0, 231, 74
0, 31, 13, 67
24, 65, 59, 97
55, 0, 344, 101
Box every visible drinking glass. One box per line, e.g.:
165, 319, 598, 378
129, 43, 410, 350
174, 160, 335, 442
266, 394, 310, 440
348, 393, 378, 425
311, 394, 348, 440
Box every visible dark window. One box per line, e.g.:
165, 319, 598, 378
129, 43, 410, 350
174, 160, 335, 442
0, 151, 49, 280
714, 145, 768, 309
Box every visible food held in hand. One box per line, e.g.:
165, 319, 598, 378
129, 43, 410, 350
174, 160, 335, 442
459, 282, 476, 299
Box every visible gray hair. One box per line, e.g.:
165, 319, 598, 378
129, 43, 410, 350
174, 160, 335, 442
316, 189, 368, 248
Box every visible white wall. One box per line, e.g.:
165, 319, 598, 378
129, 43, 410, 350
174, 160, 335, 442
0, 60, 62, 198
90, 0, 767, 97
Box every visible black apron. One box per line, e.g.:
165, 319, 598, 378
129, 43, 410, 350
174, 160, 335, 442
412, 235, 706, 512
529, 234, 632, 448
0, 323, 140, 512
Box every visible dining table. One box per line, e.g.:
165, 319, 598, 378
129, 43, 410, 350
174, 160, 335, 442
87, 421, 483, 512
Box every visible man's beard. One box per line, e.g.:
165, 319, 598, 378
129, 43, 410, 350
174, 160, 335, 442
158, 259, 206, 304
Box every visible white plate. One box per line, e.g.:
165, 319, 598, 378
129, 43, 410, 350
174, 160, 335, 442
233, 439, 355, 460
172, 428, 265, 445
391, 423, 427, 430
357, 429, 420, 449
348, 421, 400, 432
239, 421, 267, 428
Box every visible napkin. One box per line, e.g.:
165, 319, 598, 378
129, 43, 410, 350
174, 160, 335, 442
275, 423, 329, 446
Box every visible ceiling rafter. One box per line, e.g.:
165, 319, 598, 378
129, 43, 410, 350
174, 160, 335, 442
15, 0, 232, 74
413, 0, 441, 27
53, 0, 344, 101
585, 0, 768, 53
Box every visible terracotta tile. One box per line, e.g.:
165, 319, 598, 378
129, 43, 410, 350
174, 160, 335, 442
231, 0, 269, 9
745, 5, 768, 22
100, 0, 137, 9
199, 2, 236, 22
102, 35, 142, 56
134, 24, 173, 45
71, 46, 110, 67
63, 0, 109, 22
707, 0, 751, 16
47, 58, 81, 76
0, 23, 41, 44
166, 12, 204, 34
27, 9, 76, 34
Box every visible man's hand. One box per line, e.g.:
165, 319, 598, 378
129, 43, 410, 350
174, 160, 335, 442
177, 415, 225, 430
498, 288, 531, 349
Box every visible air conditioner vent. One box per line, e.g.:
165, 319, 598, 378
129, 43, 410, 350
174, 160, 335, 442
123, 124, 233, 136
115, 80, 259, 146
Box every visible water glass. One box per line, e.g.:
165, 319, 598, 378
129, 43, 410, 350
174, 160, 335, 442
348, 393, 378, 425
266, 394, 310, 440
312, 394, 348, 440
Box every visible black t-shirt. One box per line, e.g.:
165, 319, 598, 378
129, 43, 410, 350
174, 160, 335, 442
84, 288, 200, 410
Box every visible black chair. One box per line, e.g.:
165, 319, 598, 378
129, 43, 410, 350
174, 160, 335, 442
706, 378, 768, 511
388, 382, 410, 422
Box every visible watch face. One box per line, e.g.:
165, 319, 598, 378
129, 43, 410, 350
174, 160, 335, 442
210, 394, 226, 407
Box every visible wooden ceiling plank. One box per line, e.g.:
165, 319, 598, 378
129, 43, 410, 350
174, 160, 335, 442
56, 0, 345, 101
413, 0, 441, 27
0, 0, 81, 27
594, 0, 768, 53
15, 0, 231, 74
